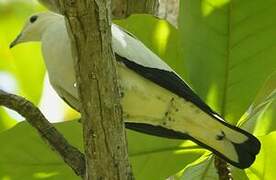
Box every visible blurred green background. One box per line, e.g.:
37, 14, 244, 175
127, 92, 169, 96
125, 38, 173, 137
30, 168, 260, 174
0, 0, 275, 180
0, 0, 79, 132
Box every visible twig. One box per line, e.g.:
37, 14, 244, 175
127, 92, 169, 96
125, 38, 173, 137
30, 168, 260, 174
214, 156, 232, 180
0, 89, 86, 178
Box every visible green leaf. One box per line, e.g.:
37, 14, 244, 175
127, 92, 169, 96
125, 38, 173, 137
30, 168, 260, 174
174, 154, 218, 180
129, 132, 204, 179
0, 121, 79, 180
0, 121, 205, 180
174, 154, 249, 180
245, 132, 276, 179
238, 71, 276, 136
179, 0, 276, 123
231, 166, 249, 180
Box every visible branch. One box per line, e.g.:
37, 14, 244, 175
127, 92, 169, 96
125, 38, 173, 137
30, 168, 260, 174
0, 89, 85, 178
56, 0, 133, 179
214, 156, 232, 180
38, 0, 179, 26
158, 0, 179, 27
38, 0, 158, 17
111, 0, 159, 18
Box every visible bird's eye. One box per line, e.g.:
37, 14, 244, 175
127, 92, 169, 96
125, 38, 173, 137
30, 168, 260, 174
29, 15, 38, 23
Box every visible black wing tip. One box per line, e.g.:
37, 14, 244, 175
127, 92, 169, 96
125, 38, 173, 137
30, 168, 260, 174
232, 135, 261, 169
188, 134, 260, 169
244, 134, 261, 155
230, 155, 256, 169
217, 120, 261, 168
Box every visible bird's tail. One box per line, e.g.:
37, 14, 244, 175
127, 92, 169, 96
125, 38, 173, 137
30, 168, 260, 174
126, 117, 260, 169
120, 69, 261, 168
126, 98, 260, 169
164, 97, 261, 169
184, 118, 261, 169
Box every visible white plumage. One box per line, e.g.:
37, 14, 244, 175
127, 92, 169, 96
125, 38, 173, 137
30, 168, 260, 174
10, 12, 260, 169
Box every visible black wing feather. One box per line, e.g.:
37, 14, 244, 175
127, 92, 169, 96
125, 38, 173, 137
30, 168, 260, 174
116, 54, 218, 118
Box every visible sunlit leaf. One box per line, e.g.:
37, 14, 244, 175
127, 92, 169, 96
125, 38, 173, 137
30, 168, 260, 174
174, 153, 218, 180
179, 0, 276, 123
246, 132, 276, 179
129, 132, 204, 179
238, 71, 276, 136
174, 154, 249, 180
231, 166, 249, 180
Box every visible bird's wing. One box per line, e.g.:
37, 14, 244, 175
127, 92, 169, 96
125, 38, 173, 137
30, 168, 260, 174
112, 24, 218, 120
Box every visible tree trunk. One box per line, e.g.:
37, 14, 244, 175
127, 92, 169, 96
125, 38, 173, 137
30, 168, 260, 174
57, 0, 133, 179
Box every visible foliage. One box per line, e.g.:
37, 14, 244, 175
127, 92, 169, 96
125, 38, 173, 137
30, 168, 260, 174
0, 0, 275, 179
0, 2, 45, 131
0, 121, 204, 180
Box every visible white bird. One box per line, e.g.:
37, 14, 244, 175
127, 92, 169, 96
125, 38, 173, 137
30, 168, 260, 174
10, 12, 260, 169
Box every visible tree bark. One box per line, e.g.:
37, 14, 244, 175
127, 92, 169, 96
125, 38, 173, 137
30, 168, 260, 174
158, 0, 179, 27
38, 0, 159, 18
38, 0, 179, 26
111, 0, 159, 19
56, 0, 133, 179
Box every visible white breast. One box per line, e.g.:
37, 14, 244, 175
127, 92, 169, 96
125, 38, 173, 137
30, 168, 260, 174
41, 19, 78, 104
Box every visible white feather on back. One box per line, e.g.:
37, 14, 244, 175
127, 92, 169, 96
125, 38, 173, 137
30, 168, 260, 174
111, 24, 174, 71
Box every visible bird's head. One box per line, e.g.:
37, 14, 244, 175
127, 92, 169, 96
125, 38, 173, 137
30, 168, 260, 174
10, 12, 61, 48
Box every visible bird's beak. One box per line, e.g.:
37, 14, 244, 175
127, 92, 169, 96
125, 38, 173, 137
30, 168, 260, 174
9, 33, 22, 49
